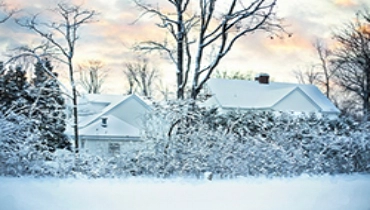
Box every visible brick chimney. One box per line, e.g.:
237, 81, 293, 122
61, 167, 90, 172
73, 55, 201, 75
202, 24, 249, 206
256, 73, 270, 84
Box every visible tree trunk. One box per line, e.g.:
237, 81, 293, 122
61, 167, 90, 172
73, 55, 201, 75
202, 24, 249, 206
325, 80, 330, 99
176, 1, 184, 100
69, 60, 79, 152
365, 65, 370, 118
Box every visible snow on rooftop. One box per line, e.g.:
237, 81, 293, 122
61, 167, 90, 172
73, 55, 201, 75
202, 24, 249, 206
81, 94, 127, 104
206, 78, 340, 113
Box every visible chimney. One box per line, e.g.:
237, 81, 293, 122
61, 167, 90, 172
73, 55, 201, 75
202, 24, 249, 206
256, 73, 270, 84
101, 116, 108, 128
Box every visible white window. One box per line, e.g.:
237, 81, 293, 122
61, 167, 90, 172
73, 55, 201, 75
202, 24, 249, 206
108, 143, 120, 155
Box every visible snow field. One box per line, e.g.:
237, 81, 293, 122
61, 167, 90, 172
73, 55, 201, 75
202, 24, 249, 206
1, 174, 370, 210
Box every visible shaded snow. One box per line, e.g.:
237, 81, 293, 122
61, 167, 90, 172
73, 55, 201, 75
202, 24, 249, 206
1, 174, 370, 210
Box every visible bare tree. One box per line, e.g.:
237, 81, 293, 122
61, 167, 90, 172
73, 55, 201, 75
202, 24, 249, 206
78, 60, 106, 94
0, 0, 16, 23
156, 80, 175, 101
313, 39, 338, 99
15, 3, 98, 151
332, 9, 370, 118
124, 57, 159, 98
213, 69, 254, 80
292, 39, 338, 100
293, 65, 321, 85
134, 0, 287, 100
125, 69, 136, 95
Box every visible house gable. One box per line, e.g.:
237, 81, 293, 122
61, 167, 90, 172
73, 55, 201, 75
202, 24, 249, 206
109, 95, 150, 128
79, 115, 140, 139
272, 88, 321, 112
79, 94, 150, 129
67, 94, 151, 156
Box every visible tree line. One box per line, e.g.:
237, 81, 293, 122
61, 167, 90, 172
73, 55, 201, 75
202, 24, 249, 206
293, 9, 370, 120
0, 59, 70, 151
1, 1, 369, 155
0, 0, 288, 152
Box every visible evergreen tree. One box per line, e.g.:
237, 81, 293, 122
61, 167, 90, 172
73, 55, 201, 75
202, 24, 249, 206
0, 65, 32, 115
31, 59, 70, 151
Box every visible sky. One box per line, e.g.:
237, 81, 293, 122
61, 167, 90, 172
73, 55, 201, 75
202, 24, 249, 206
0, 0, 369, 95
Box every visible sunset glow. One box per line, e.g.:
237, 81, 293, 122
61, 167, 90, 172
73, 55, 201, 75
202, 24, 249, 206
0, 0, 368, 94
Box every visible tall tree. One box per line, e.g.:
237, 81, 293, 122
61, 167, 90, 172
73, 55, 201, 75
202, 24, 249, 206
135, 0, 287, 100
31, 59, 70, 151
16, 3, 98, 151
0, 60, 70, 151
313, 39, 338, 99
78, 60, 106, 94
332, 9, 370, 118
292, 39, 339, 100
124, 57, 159, 98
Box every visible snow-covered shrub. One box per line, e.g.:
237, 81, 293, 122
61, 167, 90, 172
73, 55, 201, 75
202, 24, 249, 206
133, 101, 370, 178
0, 113, 55, 177
2, 101, 368, 179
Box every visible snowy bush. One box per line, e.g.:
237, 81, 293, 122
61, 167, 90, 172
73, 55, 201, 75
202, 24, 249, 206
127, 101, 370, 178
1, 101, 369, 179
0, 111, 128, 178
0, 113, 54, 177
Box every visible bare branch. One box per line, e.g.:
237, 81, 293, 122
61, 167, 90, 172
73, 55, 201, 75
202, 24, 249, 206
3, 43, 71, 97
0, 1, 17, 23
135, 40, 178, 65
134, 0, 287, 99
78, 60, 106, 94
124, 56, 160, 98
332, 9, 370, 117
13, 2, 98, 151
292, 66, 321, 85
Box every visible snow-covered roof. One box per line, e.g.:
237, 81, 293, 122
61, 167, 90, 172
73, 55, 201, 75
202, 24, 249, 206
205, 78, 340, 114
77, 94, 150, 128
77, 94, 128, 125
66, 94, 151, 139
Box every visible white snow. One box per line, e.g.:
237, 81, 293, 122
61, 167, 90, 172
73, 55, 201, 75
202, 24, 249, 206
1, 174, 370, 210
205, 78, 340, 114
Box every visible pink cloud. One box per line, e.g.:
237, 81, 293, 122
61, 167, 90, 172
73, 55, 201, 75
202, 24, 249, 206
333, 0, 358, 7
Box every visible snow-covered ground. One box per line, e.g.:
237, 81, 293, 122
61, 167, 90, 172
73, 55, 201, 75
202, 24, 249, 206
1, 174, 370, 210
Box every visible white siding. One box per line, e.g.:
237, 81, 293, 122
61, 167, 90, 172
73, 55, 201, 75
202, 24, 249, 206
82, 138, 143, 157
272, 89, 320, 113
82, 140, 106, 155
110, 98, 148, 128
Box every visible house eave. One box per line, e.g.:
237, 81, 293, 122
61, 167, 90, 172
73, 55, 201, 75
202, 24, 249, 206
220, 106, 271, 111
220, 106, 340, 115
79, 135, 142, 141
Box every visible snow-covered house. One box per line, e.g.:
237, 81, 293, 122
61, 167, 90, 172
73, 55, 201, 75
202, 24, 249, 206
66, 94, 151, 156
204, 74, 340, 117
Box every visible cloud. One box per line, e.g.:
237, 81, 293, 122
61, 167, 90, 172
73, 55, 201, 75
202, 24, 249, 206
1, 0, 368, 93
333, 0, 358, 7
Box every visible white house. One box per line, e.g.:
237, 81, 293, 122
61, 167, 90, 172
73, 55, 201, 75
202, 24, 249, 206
204, 74, 340, 117
66, 94, 151, 156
